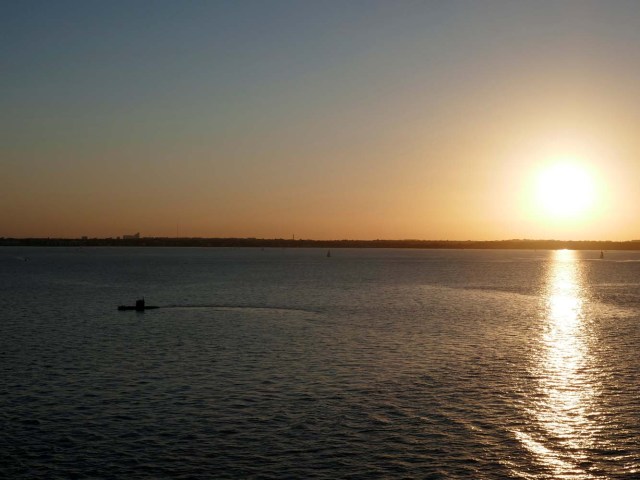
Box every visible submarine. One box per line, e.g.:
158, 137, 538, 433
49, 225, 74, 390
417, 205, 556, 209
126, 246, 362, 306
117, 298, 159, 311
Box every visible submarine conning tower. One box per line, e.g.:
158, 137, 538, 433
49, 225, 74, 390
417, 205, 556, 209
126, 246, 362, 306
135, 298, 145, 311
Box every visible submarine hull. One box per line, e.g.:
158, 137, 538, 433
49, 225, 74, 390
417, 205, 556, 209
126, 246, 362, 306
117, 305, 160, 311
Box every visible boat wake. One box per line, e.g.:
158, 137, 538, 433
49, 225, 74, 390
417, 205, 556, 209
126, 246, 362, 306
160, 304, 318, 314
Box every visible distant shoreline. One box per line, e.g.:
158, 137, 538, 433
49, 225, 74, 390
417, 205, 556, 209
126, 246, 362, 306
1, 237, 639, 250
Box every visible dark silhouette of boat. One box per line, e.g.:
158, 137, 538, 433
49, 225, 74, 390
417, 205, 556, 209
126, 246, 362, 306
117, 298, 159, 311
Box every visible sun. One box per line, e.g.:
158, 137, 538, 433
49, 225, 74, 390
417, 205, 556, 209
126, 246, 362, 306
534, 162, 596, 219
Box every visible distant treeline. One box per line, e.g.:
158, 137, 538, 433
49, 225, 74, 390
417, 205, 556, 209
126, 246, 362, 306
1, 237, 639, 250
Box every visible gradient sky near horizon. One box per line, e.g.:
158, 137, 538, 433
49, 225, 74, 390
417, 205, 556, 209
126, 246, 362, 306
3, 0, 640, 240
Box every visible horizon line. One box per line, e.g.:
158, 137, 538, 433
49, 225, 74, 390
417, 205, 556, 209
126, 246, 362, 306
3, 236, 640, 244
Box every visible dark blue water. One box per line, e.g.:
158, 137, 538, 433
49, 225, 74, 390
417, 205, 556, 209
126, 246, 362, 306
1, 247, 639, 478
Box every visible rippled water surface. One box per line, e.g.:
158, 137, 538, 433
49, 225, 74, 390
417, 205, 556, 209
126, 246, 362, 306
1, 247, 640, 479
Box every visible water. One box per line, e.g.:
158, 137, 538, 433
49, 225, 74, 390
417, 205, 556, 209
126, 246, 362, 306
1, 247, 639, 479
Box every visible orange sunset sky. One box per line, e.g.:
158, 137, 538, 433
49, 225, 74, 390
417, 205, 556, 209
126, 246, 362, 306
3, 1, 640, 240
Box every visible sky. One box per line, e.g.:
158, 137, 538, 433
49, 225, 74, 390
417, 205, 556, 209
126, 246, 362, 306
3, 0, 640, 240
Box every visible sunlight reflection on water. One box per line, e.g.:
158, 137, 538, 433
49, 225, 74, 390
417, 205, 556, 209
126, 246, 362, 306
516, 249, 600, 479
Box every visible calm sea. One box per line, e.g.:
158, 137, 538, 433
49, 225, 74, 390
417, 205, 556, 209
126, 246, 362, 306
1, 247, 639, 479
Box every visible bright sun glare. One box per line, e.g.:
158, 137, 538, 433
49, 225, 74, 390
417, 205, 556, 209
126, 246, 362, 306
535, 163, 596, 219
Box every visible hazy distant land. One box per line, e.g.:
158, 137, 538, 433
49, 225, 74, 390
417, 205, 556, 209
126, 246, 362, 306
2, 237, 639, 250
